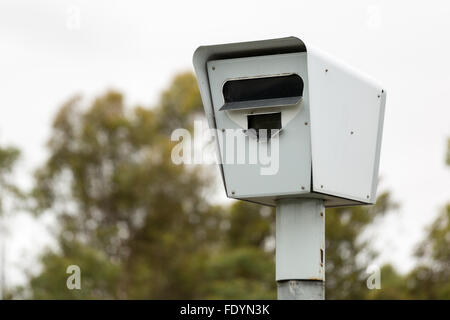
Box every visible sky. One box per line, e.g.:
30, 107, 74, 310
0, 0, 449, 287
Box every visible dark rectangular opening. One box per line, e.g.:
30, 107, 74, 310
247, 112, 281, 139
220, 74, 303, 111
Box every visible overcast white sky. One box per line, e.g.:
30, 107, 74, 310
0, 0, 449, 287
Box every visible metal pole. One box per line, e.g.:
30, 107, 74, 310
276, 198, 325, 300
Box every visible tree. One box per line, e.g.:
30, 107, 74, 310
26, 73, 223, 299
200, 201, 276, 299
368, 139, 450, 300
0, 145, 21, 217
365, 264, 411, 300
0, 144, 21, 300
407, 139, 450, 299
404, 139, 450, 299
325, 191, 396, 299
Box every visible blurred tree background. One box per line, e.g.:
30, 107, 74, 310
0, 144, 22, 300
0, 145, 21, 217
2, 72, 449, 299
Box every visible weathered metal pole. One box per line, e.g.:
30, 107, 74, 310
276, 198, 325, 300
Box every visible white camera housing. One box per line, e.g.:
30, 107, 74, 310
193, 37, 386, 207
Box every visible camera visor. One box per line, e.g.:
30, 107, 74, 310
221, 74, 303, 111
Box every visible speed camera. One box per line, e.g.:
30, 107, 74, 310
193, 37, 386, 208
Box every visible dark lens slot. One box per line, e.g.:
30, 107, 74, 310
223, 74, 303, 103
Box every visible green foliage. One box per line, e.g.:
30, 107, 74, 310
27, 73, 225, 299
202, 248, 276, 299
226, 201, 275, 249
0, 144, 21, 299
157, 72, 204, 134
201, 201, 276, 299
23, 239, 121, 299
365, 265, 411, 300
406, 204, 450, 299
325, 192, 396, 299
402, 140, 450, 299
372, 139, 450, 299
0, 145, 21, 216
0, 146, 20, 173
